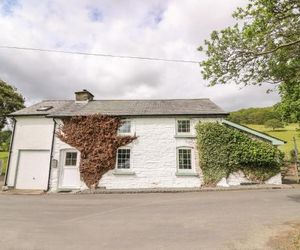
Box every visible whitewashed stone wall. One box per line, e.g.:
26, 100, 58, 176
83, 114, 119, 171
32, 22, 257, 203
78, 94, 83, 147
50, 117, 222, 191
264, 173, 282, 185
8, 115, 282, 191
217, 171, 282, 187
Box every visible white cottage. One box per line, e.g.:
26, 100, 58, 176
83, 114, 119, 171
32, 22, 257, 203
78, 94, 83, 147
4, 90, 284, 192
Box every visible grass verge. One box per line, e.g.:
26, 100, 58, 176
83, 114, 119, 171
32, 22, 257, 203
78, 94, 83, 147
268, 223, 300, 250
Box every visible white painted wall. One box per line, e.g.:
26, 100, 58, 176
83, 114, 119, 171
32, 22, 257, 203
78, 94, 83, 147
50, 117, 222, 191
6, 116, 54, 187
9, 116, 281, 191
217, 171, 282, 187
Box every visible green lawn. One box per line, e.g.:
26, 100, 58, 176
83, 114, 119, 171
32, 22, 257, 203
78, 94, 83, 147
247, 123, 300, 157
0, 151, 8, 175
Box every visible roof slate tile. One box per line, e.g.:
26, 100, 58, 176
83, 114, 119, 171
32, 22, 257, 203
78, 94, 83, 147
11, 99, 228, 117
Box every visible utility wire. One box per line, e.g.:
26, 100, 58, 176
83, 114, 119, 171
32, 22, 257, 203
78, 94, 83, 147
0, 45, 200, 64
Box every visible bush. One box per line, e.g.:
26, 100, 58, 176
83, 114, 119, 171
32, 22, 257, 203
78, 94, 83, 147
0, 130, 11, 151
264, 119, 284, 130
196, 122, 284, 185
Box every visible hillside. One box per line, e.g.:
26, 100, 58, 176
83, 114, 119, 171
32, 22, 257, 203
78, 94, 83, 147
228, 106, 281, 125
246, 124, 299, 157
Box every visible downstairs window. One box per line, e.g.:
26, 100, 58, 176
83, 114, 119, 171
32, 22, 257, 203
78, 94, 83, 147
117, 148, 131, 169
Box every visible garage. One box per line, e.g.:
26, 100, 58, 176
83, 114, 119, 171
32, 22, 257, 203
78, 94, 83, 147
15, 150, 50, 190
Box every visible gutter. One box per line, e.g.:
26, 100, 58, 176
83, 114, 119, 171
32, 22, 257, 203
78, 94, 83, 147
46, 118, 57, 192
4, 117, 17, 187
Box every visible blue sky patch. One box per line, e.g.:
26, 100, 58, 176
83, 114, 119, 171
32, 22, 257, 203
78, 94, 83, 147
88, 7, 103, 22
140, 6, 165, 28
151, 7, 164, 24
0, 0, 19, 15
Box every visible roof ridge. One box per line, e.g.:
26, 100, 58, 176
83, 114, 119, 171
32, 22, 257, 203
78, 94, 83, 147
96, 98, 211, 101
42, 99, 73, 102
42, 98, 211, 102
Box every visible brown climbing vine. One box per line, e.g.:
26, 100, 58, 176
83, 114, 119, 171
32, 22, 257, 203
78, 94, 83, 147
56, 114, 136, 188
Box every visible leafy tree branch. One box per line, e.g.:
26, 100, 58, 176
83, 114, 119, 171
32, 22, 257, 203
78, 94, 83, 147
199, 0, 300, 122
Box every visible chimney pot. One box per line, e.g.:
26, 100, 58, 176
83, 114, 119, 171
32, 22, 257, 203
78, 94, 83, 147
75, 89, 94, 102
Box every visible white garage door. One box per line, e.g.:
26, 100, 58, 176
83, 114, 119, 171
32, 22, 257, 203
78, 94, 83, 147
15, 150, 50, 190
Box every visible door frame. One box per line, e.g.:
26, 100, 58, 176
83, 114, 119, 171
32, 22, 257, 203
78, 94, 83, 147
15, 149, 50, 190
58, 149, 81, 191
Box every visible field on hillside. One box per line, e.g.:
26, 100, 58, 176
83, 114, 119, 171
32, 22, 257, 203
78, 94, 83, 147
0, 152, 8, 175
247, 123, 300, 158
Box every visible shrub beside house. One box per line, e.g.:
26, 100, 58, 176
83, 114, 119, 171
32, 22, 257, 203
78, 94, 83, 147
196, 122, 284, 186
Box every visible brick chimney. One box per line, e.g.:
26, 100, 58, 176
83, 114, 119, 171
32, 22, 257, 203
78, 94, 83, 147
75, 89, 94, 102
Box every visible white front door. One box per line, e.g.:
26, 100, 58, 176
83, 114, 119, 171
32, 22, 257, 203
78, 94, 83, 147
59, 150, 81, 189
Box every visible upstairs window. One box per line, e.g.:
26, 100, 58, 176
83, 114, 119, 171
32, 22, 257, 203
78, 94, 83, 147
118, 120, 131, 134
117, 148, 131, 169
178, 148, 192, 170
177, 120, 190, 133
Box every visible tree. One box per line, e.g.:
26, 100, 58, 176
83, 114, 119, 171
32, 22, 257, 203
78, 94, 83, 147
0, 80, 25, 130
228, 106, 281, 124
0, 130, 12, 151
264, 119, 284, 130
277, 80, 300, 123
199, 0, 300, 121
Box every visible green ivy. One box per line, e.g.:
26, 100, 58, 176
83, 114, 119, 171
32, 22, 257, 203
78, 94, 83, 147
196, 122, 284, 185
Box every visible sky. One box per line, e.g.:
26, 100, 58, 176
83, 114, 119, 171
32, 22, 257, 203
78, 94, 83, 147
0, 0, 280, 111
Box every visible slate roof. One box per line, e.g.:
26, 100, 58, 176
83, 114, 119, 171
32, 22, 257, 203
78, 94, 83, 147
10, 99, 228, 117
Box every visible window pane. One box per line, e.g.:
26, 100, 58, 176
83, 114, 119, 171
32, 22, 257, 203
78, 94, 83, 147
117, 149, 131, 169
178, 149, 191, 169
177, 120, 190, 133
65, 152, 77, 166
118, 120, 131, 133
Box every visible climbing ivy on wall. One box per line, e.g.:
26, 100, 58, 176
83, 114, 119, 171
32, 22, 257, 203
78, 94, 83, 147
196, 122, 284, 185
57, 114, 136, 189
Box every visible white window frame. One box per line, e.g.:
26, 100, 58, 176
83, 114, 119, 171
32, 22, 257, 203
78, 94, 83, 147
61, 149, 80, 168
115, 147, 132, 170
64, 151, 78, 167
118, 119, 132, 135
176, 118, 191, 135
176, 147, 195, 174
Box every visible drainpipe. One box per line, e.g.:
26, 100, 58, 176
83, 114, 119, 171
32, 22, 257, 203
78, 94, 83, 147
4, 117, 17, 187
46, 118, 57, 192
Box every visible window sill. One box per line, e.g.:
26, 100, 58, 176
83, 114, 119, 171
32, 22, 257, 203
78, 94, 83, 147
174, 134, 196, 139
113, 170, 136, 176
176, 172, 199, 177
118, 133, 134, 137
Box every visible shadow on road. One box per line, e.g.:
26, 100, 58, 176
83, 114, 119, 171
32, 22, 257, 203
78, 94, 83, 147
0, 175, 4, 189
287, 194, 300, 203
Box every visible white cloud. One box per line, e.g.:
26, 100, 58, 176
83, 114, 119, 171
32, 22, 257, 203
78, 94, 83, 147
0, 0, 280, 110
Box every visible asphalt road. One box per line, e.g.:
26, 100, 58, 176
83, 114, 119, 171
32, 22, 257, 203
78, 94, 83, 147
0, 189, 300, 250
